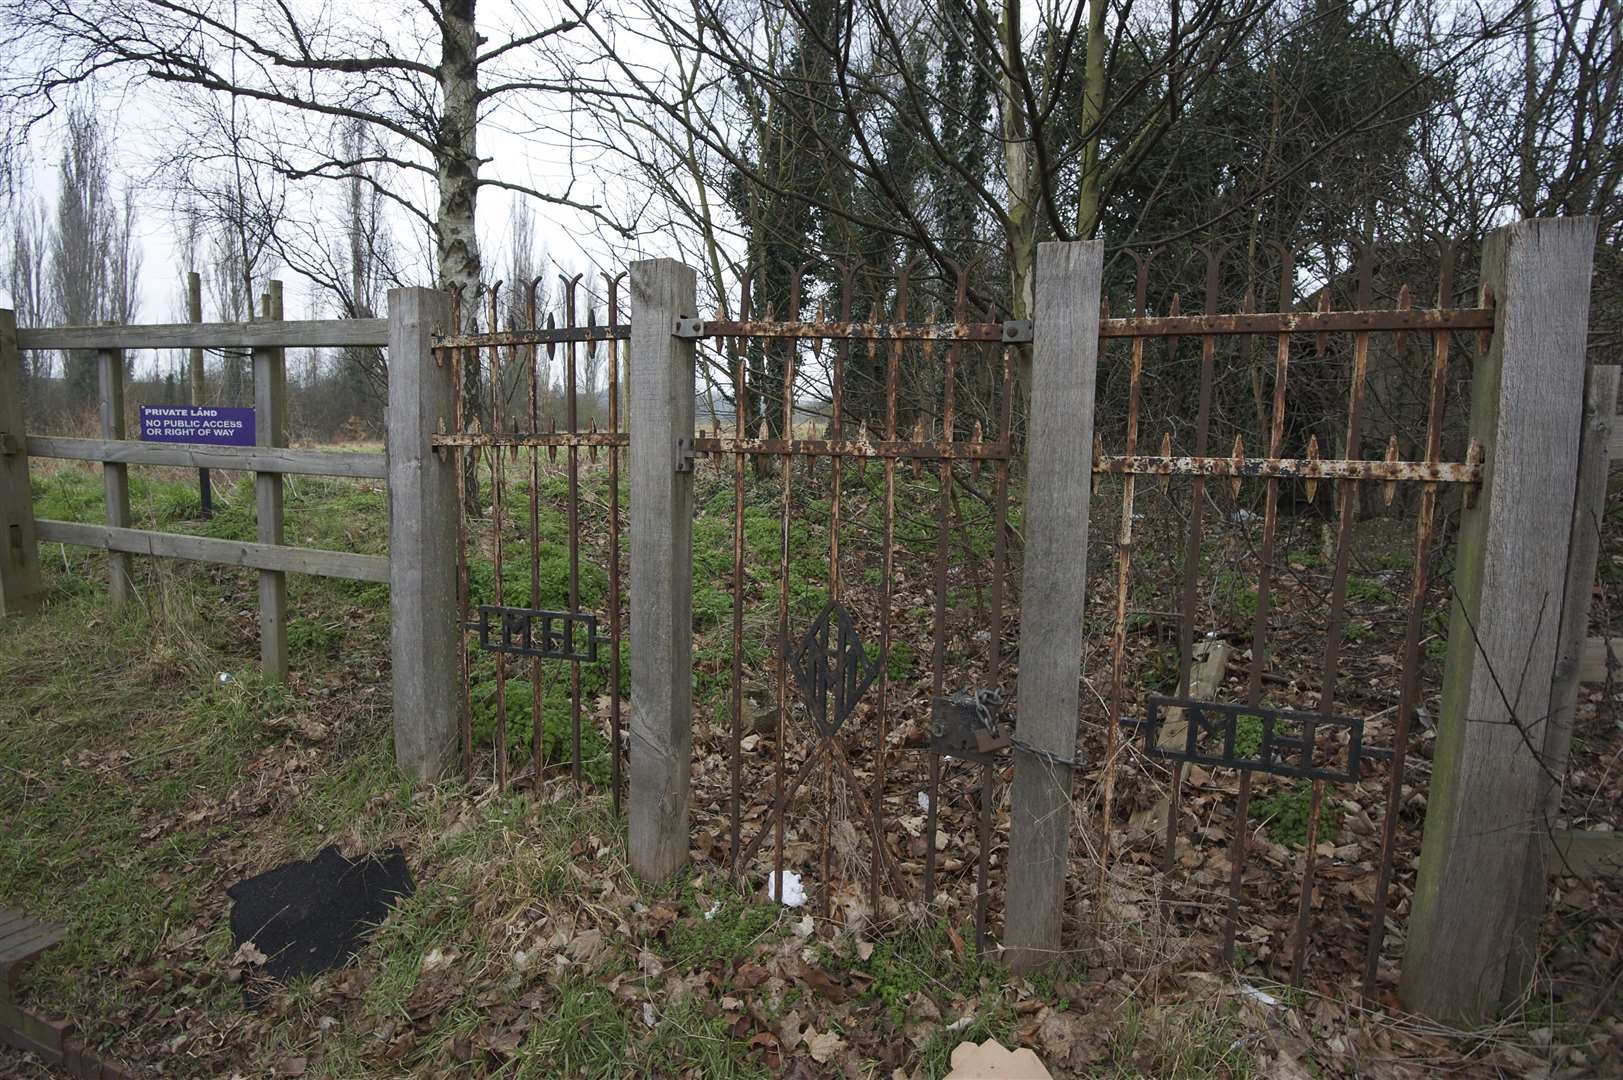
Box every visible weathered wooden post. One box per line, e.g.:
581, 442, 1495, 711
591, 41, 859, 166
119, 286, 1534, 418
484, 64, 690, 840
627, 258, 697, 881
1004, 239, 1103, 971
1504, 361, 1618, 998
1402, 217, 1597, 1022
0, 309, 45, 617
98, 343, 134, 604
255, 283, 289, 682
386, 287, 461, 780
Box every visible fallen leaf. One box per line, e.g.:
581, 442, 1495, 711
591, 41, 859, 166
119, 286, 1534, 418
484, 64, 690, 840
566, 930, 603, 964
419, 947, 456, 974
806, 1029, 846, 1063
789, 960, 852, 1002
734, 962, 770, 989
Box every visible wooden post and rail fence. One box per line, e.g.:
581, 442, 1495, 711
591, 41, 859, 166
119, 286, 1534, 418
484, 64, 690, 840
0, 219, 1614, 1022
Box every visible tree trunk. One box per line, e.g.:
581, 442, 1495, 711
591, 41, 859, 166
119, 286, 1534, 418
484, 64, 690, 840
1000, 1, 1036, 418
1076, 0, 1107, 239
439, 0, 484, 513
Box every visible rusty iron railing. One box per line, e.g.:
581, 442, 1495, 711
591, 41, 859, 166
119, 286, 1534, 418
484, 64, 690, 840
1093, 240, 1486, 1000
431, 275, 629, 808
691, 261, 1016, 950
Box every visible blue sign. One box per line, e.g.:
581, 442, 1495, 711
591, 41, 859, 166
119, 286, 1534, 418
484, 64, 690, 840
140, 406, 257, 446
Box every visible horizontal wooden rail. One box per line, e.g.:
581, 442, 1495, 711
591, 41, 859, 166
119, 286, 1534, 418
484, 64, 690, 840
27, 436, 387, 479
35, 519, 389, 583
16, 318, 389, 351
1550, 829, 1623, 878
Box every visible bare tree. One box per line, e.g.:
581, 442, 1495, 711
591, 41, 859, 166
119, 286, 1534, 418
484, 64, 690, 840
5, 193, 50, 381
0, 0, 618, 320
48, 106, 139, 399
497, 197, 554, 418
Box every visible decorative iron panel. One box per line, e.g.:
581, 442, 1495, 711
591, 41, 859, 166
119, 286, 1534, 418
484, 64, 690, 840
466, 605, 603, 663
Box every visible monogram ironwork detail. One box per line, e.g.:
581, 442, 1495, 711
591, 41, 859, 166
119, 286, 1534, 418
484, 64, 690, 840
790, 601, 882, 738
1125, 697, 1370, 783
466, 606, 603, 663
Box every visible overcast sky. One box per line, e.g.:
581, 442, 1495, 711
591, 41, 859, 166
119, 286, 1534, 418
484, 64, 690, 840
0, 0, 691, 361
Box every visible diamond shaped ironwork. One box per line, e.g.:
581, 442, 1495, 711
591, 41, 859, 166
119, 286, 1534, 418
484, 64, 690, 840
789, 601, 882, 739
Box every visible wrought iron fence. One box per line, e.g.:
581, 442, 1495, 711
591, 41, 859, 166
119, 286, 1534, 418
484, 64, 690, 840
430, 275, 630, 807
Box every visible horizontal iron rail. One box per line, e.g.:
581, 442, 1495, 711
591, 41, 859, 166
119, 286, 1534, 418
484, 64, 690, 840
1098, 308, 1492, 337
1093, 454, 1481, 483
26, 435, 387, 479
16, 319, 389, 351
9, 307, 1477, 353
433, 324, 631, 349
692, 436, 1012, 460
677, 319, 1025, 343
34, 519, 390, 582
432, 431, 628, 449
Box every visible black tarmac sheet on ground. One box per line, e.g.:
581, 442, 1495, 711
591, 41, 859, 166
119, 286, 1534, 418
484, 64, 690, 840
228, 845, 413, 987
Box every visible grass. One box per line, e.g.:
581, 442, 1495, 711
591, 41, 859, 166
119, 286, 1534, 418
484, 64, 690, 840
1233, 713, 1264, 759
664, 892, 788, 969
1250, 782, 1341, 849
1346, 576, 1397, 606
3, 458, 1316, 1077
1105, 998, 1259, 1079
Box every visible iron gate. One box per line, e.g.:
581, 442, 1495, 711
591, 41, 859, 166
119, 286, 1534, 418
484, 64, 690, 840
1090, 240, 1492, 1001
431, 276, 630, 805
684, 262, 1024, 948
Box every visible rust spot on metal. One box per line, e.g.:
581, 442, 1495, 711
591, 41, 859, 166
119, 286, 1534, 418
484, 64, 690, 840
433, 432, 630, 450
690, 319, 1007, 343
1464, 440, 1485, 507
1095, 306, 1492, 339
1092, 452, 1480, 485
1383, 435, 1400, 506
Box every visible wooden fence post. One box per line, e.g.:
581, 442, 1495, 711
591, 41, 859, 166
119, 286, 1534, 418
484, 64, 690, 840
386, 287, 460, 781
627, 258, 697, 881
255, 283, 289, 682
1401, 217, 1597, 1022
0, 309, 45, 617
1004, 239, 1103, 971
1504, 362, 1618, 997
98, 343, 133, 604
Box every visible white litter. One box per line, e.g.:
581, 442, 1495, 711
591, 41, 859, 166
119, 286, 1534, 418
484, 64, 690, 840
703, 900, 722, 921
1239, 983, 1282, 1008
216, 671, 235, 685
768, 870, 807, 907
917, 791, 930, 811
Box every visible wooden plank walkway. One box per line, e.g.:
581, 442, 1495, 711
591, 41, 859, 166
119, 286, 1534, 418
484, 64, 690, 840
0, 909, 131, 1079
